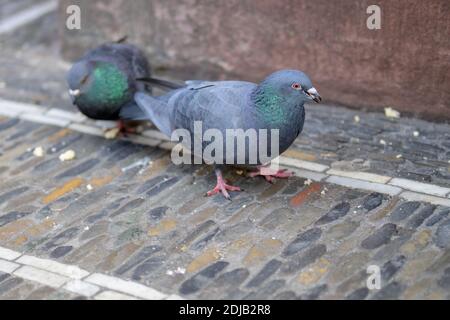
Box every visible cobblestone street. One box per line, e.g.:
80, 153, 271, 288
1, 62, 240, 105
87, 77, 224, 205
0, 1, 449, 300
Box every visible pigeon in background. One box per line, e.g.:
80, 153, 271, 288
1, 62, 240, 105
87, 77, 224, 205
132, 70, 321, 199
67, 39, 172, 133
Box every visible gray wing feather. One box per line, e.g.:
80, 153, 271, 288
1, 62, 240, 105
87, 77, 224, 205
134, 92, 173, 137
170, 81, 256, 132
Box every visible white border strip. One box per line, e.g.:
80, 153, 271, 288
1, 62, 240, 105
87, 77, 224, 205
0, 246, 182, 300
0, 0, 58, 35
1, 98, 450, 205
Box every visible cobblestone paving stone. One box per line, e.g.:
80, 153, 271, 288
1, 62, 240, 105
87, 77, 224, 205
1, 7, 450, 299
0, 117, 449, 300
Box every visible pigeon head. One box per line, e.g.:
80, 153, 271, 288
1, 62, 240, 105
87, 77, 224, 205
252, 69, 321, 127
67, 59, 132, 117
260, 69, 321, 104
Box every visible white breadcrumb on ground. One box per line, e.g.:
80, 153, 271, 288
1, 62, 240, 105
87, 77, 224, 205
59, 150, 76, 162
86, 184, 93, 191
176, 267, 186, 274
33, 146, 44, 157
304, 179, 313, 186
166, 267, 186, 276
104, 127, 120, 139
384, 107, 401, 119
380, 139, 387, 145
354, 115, 360, 123
413, 131, 420, 137
321, 187, 329, 196
396, 154, 403, 159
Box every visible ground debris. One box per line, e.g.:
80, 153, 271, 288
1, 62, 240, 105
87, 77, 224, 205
59, 150, 76, 162
121, 157, 151, 173
384, 107, 401, 119
166, 267, 186, 276
33, 146, 44, 157
104, 127, 120, 139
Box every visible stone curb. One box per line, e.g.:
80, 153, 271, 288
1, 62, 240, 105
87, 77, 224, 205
0, 246, 182, 300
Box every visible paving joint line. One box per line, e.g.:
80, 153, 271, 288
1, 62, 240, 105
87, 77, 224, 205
1, 98, 450, 207
0, 246, 181, 300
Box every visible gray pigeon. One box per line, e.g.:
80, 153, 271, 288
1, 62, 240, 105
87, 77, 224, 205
133, 70, 321, 199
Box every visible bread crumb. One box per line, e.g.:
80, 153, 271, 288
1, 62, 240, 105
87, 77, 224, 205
384, 107, 400, 119
59, 150, 76, 162
33, 146, 44, 157
104, 127, 120, 139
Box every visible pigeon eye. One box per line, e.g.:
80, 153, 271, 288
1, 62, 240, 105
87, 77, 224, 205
291, 83, 302, 90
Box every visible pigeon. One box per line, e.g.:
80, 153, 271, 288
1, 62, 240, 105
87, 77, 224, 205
67, 40, 172, 133
133, 70, 321, 199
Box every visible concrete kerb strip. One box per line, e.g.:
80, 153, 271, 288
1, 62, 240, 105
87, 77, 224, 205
0, 246, 182, 300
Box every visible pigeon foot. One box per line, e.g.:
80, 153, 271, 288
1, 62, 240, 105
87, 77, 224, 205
206, 169, 242, 200
248, 167, 294, 183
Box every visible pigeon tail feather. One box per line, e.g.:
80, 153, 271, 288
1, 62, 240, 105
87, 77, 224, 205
134, 92, 173, 136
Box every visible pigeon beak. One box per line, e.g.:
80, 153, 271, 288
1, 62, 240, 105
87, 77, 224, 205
69, 89, 81, 98
306, 87, 322, 103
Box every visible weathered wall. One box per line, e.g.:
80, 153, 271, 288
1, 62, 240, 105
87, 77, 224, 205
59, 0, 450, 121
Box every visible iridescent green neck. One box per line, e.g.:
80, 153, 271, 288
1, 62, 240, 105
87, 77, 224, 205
84, 62, 130, 107
252, 85, 287, 126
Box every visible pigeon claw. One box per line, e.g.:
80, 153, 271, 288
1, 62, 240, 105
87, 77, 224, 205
249, 167, 294, 183
206, 182, 241, 200
206, 170, 242, 200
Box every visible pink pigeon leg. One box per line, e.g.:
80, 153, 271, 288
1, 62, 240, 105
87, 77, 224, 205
117, 120, 137, 135
248, 166, 294, 183
206, 169, 242, 200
